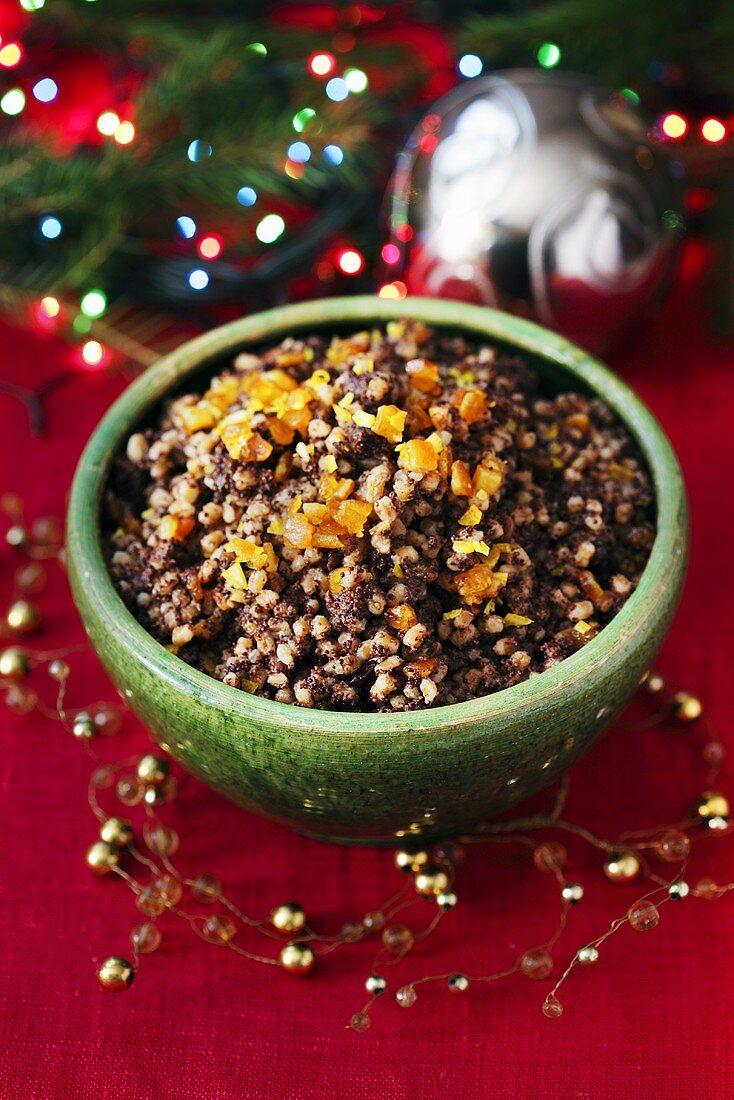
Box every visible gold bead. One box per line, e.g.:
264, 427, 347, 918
136, 753, 170, 786
394, 848, 430, 874
6, 599, 41, 635
86, 840, 120, 876
72, 711, 95, 740
97, 956, 135, 991
99, 817, 134, 848
414, 862, 453, 898
5, 525, 27, 549
644, 672, 666, 695
271, 902, 307, 934
143, 776, 177, 805
279, 941, 315, 975
0, 646, 29, 679
672, 692, 703, 723
696, 791, 730, 819
603, 850, 641, 883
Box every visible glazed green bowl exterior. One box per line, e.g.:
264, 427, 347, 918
67, 297, 689, 843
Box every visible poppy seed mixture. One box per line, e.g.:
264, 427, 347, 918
105, 320, 654, 712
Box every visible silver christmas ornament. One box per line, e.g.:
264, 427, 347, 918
387, 70, 683, 353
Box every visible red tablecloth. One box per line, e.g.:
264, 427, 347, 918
1, 247, 733, 1099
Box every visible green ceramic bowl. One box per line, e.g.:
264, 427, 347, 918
67, 297, 688, 844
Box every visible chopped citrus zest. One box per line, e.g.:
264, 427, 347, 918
329, 567, 347, 594
141, 508, 153, 520
396, 438, 439, 472
392, 563, 405, 578
305, 369, 331, 388
459, 505, 482, 526
242, 679, 259, 694
352, 357, 375, 376
323, 455, 338, 473
352, 409, 376, 429
338, 392, 355, 408
387, 320, 406, 339
574, 620, 592, 635
425, 431, 444, 453
443, 608, 462, 620
267, 517, 284, 535
452, 539, 490, 556
288, 494, 303, 515
222, 562, 247, 589
504, 613, 533, 626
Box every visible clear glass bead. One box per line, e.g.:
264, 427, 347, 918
117, 774, 144, 806
152, 873, 183, 907
5, 684, 37, 714
349, 1012, 371, 1033
521, 948, 554, 979
533, 841, 567, 873
92, 766, 115, 789
362, 911, 385, 933
143, 822, 180, 857
47, 659, 69, 682
15, 562, 46, 594
381, 923, 414, 956
654, 829, 690, 863
93, 705, 123, 737
396, 984, 417, 1008
693, 877, 720, 899
203, 914, 237, 943
341, 921, 364, 943
628, 900, 660, 931
191, 873, 222, 903
136, 887, 166, 917
130, 922, 161, 954
542, 995, 563, 1019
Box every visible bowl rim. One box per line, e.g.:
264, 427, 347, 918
67, 295, 688, 735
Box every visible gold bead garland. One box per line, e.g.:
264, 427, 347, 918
3, 500, 734, 1031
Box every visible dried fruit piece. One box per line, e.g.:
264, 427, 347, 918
455, 564, 507, 605
181, 405, 217, 433
396, 439, 439, 473
158, 515, 194, 542
373, 405, 407, 443
282, 514, 313, 550
472, 455, 504, 497
458, 505, 482, 527
455, 389, 488, 425
385, 604, 417, 632
504, 613, 533, 626
451, 460, 472, 497
405, 358, 441, 395
333, 499, 372, 537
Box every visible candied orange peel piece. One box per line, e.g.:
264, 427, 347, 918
458, 504, 482, 526
372, 404, 407, 443
333, 499, 373, 537
157, 515, 194, 542
282, 513, 313, 550
451, 460, 472, 497
396, 438, 439, 473
472, 455, 504, 497
455, 564, 508, 605
385, 604, 417, 632
405, 358, 442, 395
455, 389, 489, 425
504, 613, 533, 626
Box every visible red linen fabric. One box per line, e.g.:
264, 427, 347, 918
1, 246, 732, 1099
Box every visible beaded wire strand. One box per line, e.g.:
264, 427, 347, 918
2, 500, 732, 1026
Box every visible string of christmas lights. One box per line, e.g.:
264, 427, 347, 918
2, 494, 732, 1033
